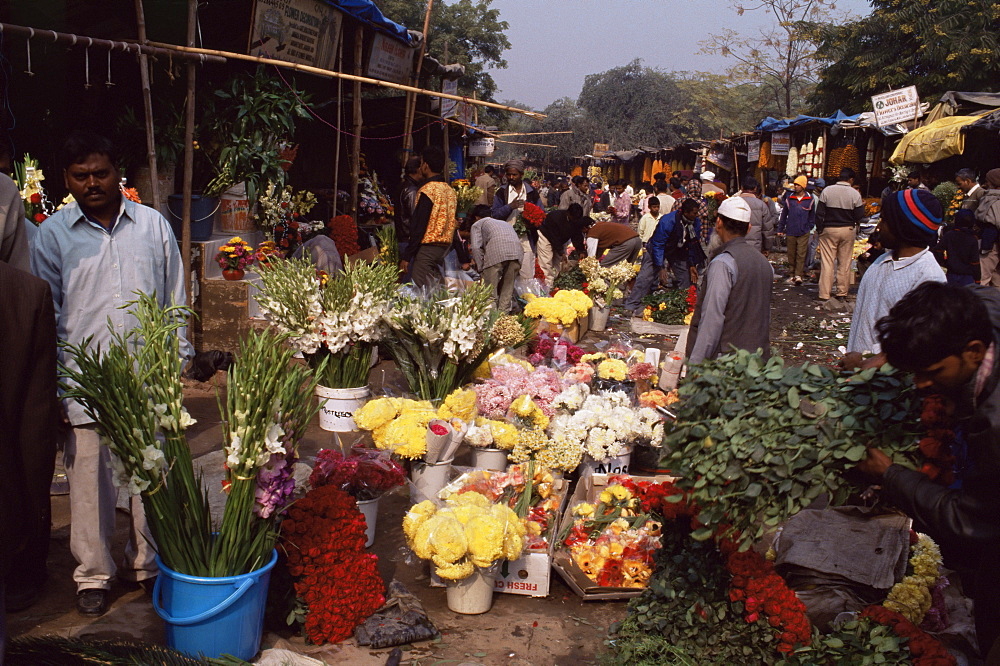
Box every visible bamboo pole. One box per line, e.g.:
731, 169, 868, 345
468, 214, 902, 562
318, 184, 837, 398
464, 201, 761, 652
180, 0, 196, 312
333, 35, 343, 216
351, 24, 363, 224
496, 131, 574, 137
442, 40, 449, 166
402, 0, 435, 156
143, 40, 544, 119
134, 0, 160, 212
0, 22, 224, 63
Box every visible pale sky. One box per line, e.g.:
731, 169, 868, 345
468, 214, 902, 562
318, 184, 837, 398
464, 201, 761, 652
486, 0, 874, 110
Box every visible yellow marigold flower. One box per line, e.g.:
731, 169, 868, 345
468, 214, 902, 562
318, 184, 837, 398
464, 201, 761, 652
426, 514, 468, 563
574, 502, 596, 518
599, 490, 613, 504
448, 491, 492, 510
610, 485, 631, 501
435, 559, 474, 581
597, 358, 628, 381
402, 500, 437, 543
581, 352, 606, 363
438, 388, 477, 422
502, 530, 524, 561
354, 397, 401, 431
465, 515, 505, 568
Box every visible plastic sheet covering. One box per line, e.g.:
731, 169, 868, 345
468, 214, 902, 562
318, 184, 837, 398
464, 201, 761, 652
889, 115, 984, 165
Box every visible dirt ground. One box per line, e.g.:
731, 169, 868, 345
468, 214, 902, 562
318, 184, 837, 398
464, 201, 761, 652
7, 249, 853, 665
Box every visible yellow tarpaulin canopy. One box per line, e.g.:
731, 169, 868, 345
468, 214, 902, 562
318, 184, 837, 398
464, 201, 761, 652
890, 114, 986, 164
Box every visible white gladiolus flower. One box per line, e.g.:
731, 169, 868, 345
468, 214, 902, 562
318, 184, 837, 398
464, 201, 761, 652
127, 474, 151, 496
141, 444, 166, 471
264, 423, 286, 455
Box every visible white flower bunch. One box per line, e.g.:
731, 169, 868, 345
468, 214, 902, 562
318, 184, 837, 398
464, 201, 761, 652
547, 390, 663, 461
578, 257, 636, 307
464, 422, 494, 448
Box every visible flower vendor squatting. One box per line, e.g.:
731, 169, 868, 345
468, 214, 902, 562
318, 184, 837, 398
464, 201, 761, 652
30, 130, 193, 617
857, 281, 1000, 660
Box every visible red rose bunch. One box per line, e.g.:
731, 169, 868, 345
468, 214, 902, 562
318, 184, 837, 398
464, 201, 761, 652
522, 201, 546, 228
685, 285, 698, 312
29, 192, 42, 204
327, 214, 360, 258
722, 545, 811, 653
309, 449, 406, 502
917, 395, 956, 485
860, 606, 956, 665
281, 485, 385, 644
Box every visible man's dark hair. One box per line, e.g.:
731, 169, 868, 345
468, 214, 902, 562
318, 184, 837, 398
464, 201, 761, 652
618, 179, 629, 187
680, 199, 700, 215
956, 168, 977, 182
741, 176, 759, 192
572, 175, 587, 186
668, 177, 682, 191
719, 214, 749, 236
581, 215, 595, 229
907, 171, 921, 180
839, 167, 856, 182
484, 165, 494, 174
566, 203, 583, 219
672, 170, 682, 178
647, 196, 660, 209
955, 209, 976, 229
420, 145, 446, 174
62, 130, 116, 170
653, 172, 667, 182
404, 155, 422, 175
470, 204, 492, 220
654, 180, 668, 193
877, 282, 993, 371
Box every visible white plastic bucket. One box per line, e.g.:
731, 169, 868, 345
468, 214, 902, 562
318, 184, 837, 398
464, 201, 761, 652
356, 497, 379, 548
410, 460, 452, 503
446, 569, 495, 614
590, 305, 611, 332
473, 448, 508, 471
315, 385, 370, 432
580, 451, 631, 476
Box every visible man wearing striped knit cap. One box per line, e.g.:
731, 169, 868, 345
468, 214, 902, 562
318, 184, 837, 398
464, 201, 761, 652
841, 188, 945, 370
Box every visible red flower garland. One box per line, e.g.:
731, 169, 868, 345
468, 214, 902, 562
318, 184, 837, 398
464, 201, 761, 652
327, 214, 360, 258
281, 485, 385, 644
719, 541, 812, 653
918, 395, 956, 485
860, 606, 956, 665
685, 284, 698, 312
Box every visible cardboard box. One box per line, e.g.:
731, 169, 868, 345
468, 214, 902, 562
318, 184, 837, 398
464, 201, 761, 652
552, 473, 673, 601
534, 318, 581, 344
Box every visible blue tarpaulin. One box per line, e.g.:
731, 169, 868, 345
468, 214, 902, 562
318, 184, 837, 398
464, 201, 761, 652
755, 110, 859, 132
324, 0, 415, 45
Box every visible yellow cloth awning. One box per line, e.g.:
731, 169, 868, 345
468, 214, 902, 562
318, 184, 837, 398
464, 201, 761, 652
890, 115, 985, 164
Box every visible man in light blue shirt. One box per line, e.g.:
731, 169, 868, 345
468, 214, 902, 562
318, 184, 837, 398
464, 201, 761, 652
31, 131, 191, 617
843, 189, 946, 369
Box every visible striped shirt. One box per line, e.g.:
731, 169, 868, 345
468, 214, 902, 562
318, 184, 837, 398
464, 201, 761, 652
847, 248, 946, 355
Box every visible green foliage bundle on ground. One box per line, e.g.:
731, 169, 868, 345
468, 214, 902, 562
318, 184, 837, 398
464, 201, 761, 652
662, 351, 922, 549
641, 290, 690, 325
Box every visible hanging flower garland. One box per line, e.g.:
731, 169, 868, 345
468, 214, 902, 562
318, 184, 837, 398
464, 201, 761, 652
883, 532, 945, 625
918, 395, 957, 484
280, 485, 385, 644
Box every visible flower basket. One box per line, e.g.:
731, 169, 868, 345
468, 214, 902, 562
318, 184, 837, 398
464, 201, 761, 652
446, 569, 496, 614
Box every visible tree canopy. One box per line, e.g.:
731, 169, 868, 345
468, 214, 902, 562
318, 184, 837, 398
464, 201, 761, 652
373, 0, 511, 101
808, 0, 1000, 113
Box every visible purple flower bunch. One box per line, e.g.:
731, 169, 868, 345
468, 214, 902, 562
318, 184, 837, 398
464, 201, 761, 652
255, 454, 296, 519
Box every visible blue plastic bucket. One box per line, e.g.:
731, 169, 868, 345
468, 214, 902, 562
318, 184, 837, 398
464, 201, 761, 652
167, 194, 219, 242
152, 550, 277, 660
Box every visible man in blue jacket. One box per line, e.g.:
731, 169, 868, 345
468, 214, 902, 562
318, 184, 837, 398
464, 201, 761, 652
623, 198, 700, 316
778, 175, 816, 285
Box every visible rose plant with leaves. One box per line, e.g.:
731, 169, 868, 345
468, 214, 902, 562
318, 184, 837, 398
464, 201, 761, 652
662, 350, 922, 550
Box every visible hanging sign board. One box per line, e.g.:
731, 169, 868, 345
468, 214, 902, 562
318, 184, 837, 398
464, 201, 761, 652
249, 0, 341, 70
469, 138, 495, 157
366, 33, 416, 85
441, 79, 459, 119
593, 143, 610, 157
747, 139, 761, 163
871, 86, 921, 127
770, 133, 791, 156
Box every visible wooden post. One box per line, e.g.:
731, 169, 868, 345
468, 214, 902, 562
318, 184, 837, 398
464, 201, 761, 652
333, 36, 343, 217
180, 0, 197, 310
442, 40, 449, 170
351, 24, 363, 224
134, 0, 160, 211
401, 0, 434, 157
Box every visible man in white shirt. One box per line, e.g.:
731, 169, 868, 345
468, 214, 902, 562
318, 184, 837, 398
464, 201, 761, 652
842, 188, 946, 369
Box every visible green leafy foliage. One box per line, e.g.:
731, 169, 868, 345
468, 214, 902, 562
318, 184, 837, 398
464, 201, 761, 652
808, 0, 1000, 113
663, 350, 922, 550
641, 290, 690, 325
604, 522, 781, 665
777, 618, 912, 665
553, 265, 586, 292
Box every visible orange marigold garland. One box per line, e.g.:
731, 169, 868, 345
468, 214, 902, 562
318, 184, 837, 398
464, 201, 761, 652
281, 485, 385, 644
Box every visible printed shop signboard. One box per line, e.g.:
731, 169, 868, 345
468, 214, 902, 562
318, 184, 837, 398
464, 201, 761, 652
249, 0, 342, 70
469, 138, 495, 157
367, 33, 416, 85
770, 133, 791, 156
871, 86, 921, 127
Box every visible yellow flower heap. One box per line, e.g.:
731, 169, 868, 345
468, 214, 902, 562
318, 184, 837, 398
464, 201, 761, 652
597, 358, 629, 381
354, 397, 437, 459
523, 289, 592, 326
883, 533, 942, 624
553, 289, 593, 318
403, 491, 526, 580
